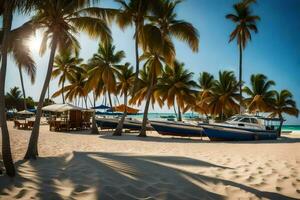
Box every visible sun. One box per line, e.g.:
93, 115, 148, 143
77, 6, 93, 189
27, 34, 42, 52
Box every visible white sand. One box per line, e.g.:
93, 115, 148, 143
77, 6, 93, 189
0, 121, 300, 200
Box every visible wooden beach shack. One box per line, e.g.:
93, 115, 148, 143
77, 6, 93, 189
42, 103, 93, 132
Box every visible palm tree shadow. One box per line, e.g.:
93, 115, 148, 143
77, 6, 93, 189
0, 152, 297, 200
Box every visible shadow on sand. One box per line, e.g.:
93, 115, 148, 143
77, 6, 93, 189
99, 133, 300, 144
0, 152, 297, 200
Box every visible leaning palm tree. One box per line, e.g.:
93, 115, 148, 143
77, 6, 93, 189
269, 90, 299, 137
0, 1, 36, 176
113, 63, 135, 136
115, 0, 151, 84
243, 74, 276, 113
52, 51, 84, 104
24, 0, 112, 159
205, 71, 240, 120
158, 61, 197, 121
132, 47, 170, 137
87, 41, 125, 109
226, 0, 260, 110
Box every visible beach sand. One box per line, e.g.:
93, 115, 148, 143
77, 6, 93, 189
0, 121, 300, 200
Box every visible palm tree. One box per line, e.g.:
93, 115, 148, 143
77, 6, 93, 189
149, 0, 199, 52
113, 63, 135, 136
0, 22, 36, 111
24, 0, 112, 159
158, 61, 197, 121
243, 74, 276, 113
132, 48, 168, 137
5, 87, 23, 111
115, 0, 151, 84
129, 66, 163, 111
52, 51, 84, 104
205, 71, 240, 120
0, 0, 36, 176
53, 67, 89, 108
226, 0, 260, 111
269, 90, 299, 137
195, 72, 214, 119
18, 63, 36, 111
87, 41, 125, 109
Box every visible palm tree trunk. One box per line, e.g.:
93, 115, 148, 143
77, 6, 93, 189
90, 92, 99, 134
139, 77, 154, 137
84, 96, 88, 109
0, 2, 15, 177
133, 21, 140, 93
47, 86, 50, 100
61, 79, 65, 104
24, 36, 58, 160
113, 92, 127, 136
108, 92, 113, 111
177, 104, 182, 121
278, 115, 283, 137
239, 44, 243, 113
18, 66, 27, 110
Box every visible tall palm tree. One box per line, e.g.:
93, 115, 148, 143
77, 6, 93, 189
226, 0, 260, 111
83, 62, 104, 135
205, 71, 240, 120
0, 0, 36, 176
149, 0, 199, 52
18, 62, 36, 111
24, 0, 112, 159
133, 48, 168, 137
0, 22, 36, 111
87, 41, 125, 109
115, 0, 151, 84
243, 74, 276, 113
52, 51, 84, 104
269, 90, 299, 137
158, 61, 197, 121
113, 63, 135, 136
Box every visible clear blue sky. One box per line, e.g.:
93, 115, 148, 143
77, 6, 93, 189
6, 0, 300, 124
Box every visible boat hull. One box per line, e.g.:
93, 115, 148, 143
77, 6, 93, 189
202, 125, 277, 141
150, 121, 205, 137
96, 118, 152, 131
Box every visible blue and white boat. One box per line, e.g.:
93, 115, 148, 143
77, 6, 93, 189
150, 120, 205, 137
202, 115, 278, 141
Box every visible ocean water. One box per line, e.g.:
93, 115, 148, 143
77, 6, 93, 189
281, 125, 300, 131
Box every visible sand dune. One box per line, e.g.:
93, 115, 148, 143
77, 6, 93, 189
0, 122, 300, 199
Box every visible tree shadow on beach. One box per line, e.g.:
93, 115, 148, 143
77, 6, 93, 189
0, 152, 297, 200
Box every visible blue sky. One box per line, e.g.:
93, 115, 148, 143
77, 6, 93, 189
6, 0, 300, 124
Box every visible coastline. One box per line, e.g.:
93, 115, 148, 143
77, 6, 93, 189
1, 121, 300, 199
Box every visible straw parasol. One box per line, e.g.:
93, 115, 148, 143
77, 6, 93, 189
113, 104, 139, 114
